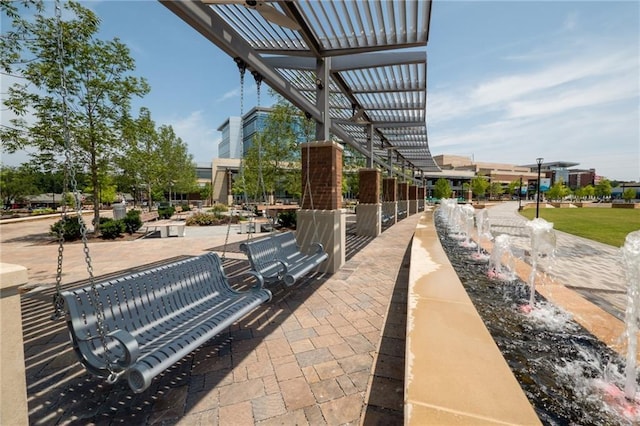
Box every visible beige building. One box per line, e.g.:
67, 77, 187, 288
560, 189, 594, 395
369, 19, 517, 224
433, 155, 538, 185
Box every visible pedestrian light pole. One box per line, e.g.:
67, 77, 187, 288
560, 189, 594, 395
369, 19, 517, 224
535, 157, 543, 218
518, 175, 523, 211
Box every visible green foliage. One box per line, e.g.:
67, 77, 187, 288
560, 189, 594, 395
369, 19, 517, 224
547, 179, 571, 201
0, 165, 39, 206
489, 182, 504, 199
236, 100, 306, 201
595, 179, 612, 198
158, 205, 175, 219
199, 182, 212, 204
1, 1, 150, 232
622, 188, 636, 202
209, 204, 229, 215
186, 212, 238, 226
278, 210, 297, 228
122, 209, 142, 234
31, 208, 54, 215
507, 180, 521, 195
50, 216, 83, 241
433, 178, 453, 199
470, 176, 489, 199
100, 218, 125, 239
519, 208, 640, 247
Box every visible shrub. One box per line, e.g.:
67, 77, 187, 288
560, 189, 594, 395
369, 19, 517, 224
123, 210, 142, 234
186, 212, 238, 226
158, 205, 175, 219
180, 204, 191, 212
278, 210, 297, 228
210, 204, 229, 214
50, 216, 83, 241
32, 208, 55, 216
100, 218, 126, 239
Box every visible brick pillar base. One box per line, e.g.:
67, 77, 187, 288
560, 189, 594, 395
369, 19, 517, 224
1, 263, 29, 426
356, 204, 381, 237
382, 202, 397, 225
297, 210, 345, 273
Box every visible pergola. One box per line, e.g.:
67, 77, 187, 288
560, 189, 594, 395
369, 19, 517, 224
160, 0, 440, 180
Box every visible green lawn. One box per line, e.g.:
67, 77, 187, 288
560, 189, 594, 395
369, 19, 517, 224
519, 207, 640, 247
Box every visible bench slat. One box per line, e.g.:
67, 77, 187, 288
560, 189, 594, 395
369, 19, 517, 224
61, 252, 271, 393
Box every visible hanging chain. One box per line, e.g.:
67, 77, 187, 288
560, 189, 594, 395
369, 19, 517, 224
52, 0, 117, 378
223, 58, 247, 260
301, 113, 320, 242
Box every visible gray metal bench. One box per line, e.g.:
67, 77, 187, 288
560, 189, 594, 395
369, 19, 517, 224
60, 252, 271, 393
239, 231, 328, 286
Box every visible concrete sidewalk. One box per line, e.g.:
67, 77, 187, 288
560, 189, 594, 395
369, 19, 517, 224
2, 212, 419, 425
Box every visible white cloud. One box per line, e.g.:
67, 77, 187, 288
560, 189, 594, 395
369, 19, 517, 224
428, 28, 639, 181
162, 110, 218, 162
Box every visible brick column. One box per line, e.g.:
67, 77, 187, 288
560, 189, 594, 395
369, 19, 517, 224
383, 178, 397, 202
418, 187, 426, 211
398, 182, 409, 219
357, 169, 381, 237
301, 141, 342, 210
409, 185, 418, 215
298, 141, 345, 273
382, 177, 398, 225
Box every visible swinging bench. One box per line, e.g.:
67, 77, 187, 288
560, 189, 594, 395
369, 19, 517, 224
50, 1, 271, 394
227, 61, 328, 286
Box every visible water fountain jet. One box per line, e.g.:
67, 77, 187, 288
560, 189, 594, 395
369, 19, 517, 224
524, 218, 556, 309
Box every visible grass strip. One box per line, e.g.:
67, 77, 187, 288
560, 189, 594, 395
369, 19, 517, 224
519, 207, 639, 247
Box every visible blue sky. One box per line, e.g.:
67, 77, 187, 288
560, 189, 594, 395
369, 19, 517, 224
2, 1, 639, 181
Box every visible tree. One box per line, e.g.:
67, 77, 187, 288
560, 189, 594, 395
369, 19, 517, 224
470, 175, 489, 200
507, 180, 521, 197
0, 164, 38, 207
433, 178, 452, 199
489, 182, 503, 200
155, 125, 196, 203
237, 99, 306, 202
199, 182, 213, 206
547, 180, 570, 201
595, 179, 612, 199
118, 108, 162, 209
1, 1, 149, 232
622, 188, 636, 203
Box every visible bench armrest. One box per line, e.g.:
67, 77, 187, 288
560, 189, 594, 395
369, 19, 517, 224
310, 242, 325, 255
239, 270, 267, 291
108, 329, 140, 368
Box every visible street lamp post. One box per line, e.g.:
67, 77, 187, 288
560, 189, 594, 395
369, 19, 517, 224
518, 175, 523, 211
535, 158, 543, 218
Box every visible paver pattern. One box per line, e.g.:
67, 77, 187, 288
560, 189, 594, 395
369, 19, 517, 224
1, 212, 418, 425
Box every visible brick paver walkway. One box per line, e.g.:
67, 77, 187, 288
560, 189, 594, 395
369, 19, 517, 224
2, 212, 419, 425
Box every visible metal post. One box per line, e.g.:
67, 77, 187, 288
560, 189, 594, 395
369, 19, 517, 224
536, 158, 543, 218
518, 176, 522, 211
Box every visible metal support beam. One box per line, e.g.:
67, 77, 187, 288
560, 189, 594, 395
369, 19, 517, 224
315, 57, 331, 141
366, 124, 374, 168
